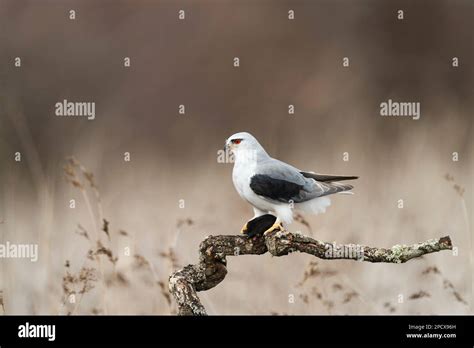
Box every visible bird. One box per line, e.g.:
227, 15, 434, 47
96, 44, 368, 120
224, 132, 358, 235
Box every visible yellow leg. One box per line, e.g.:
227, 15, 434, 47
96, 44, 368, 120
240, 222, 249, 234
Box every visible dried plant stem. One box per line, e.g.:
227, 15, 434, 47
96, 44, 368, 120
67, 258, 88, 315
69, 287, 85, 315
337, 273, 379, 313
7, 103, 56, 312
80, 190, 100, 243
169, 230, 453, 315
65, 158, 109, 315
460, 198, 473, 313
80, 190, 109, 314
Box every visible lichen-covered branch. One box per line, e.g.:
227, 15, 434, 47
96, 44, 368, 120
168, 229, 452, 315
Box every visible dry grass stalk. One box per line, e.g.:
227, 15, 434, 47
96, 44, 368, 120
294, 212, 312, 232
421, 265, 468, 306
62, 260, 98, 315
297, 261, 337, 287
409, 290, 431, 300
0, 290, 5, 314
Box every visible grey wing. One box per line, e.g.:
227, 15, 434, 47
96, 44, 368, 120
250, 158, 354, 203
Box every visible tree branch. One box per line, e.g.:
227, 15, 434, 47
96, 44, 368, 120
168, 229, 452, 315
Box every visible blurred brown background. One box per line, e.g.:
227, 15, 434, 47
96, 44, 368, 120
0, 0, 472, 314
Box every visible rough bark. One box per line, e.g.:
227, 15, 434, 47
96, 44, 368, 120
168, 229, 452, 315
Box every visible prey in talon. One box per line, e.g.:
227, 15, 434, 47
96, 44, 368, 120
241, 214, 278, 238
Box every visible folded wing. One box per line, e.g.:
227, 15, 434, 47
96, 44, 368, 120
250, 159, 355, 203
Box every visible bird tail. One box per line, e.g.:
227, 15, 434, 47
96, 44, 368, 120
316, 181, 354, 197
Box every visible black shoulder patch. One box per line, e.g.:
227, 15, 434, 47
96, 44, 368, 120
250, 174, 303, 202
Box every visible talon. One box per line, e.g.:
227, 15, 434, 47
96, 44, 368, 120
240, 222, 249, 234
263, 221, 284, 235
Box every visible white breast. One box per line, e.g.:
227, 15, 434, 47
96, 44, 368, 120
231, 153, 295, 224
232, 159, 279, 213
232, 160, 254, 200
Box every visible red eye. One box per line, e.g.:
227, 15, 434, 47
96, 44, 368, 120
232, 139, 242, 145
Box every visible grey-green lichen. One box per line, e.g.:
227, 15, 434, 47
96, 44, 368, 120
387, 244, 413, 263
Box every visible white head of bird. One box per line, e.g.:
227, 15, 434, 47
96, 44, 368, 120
224, 132, 268, 166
